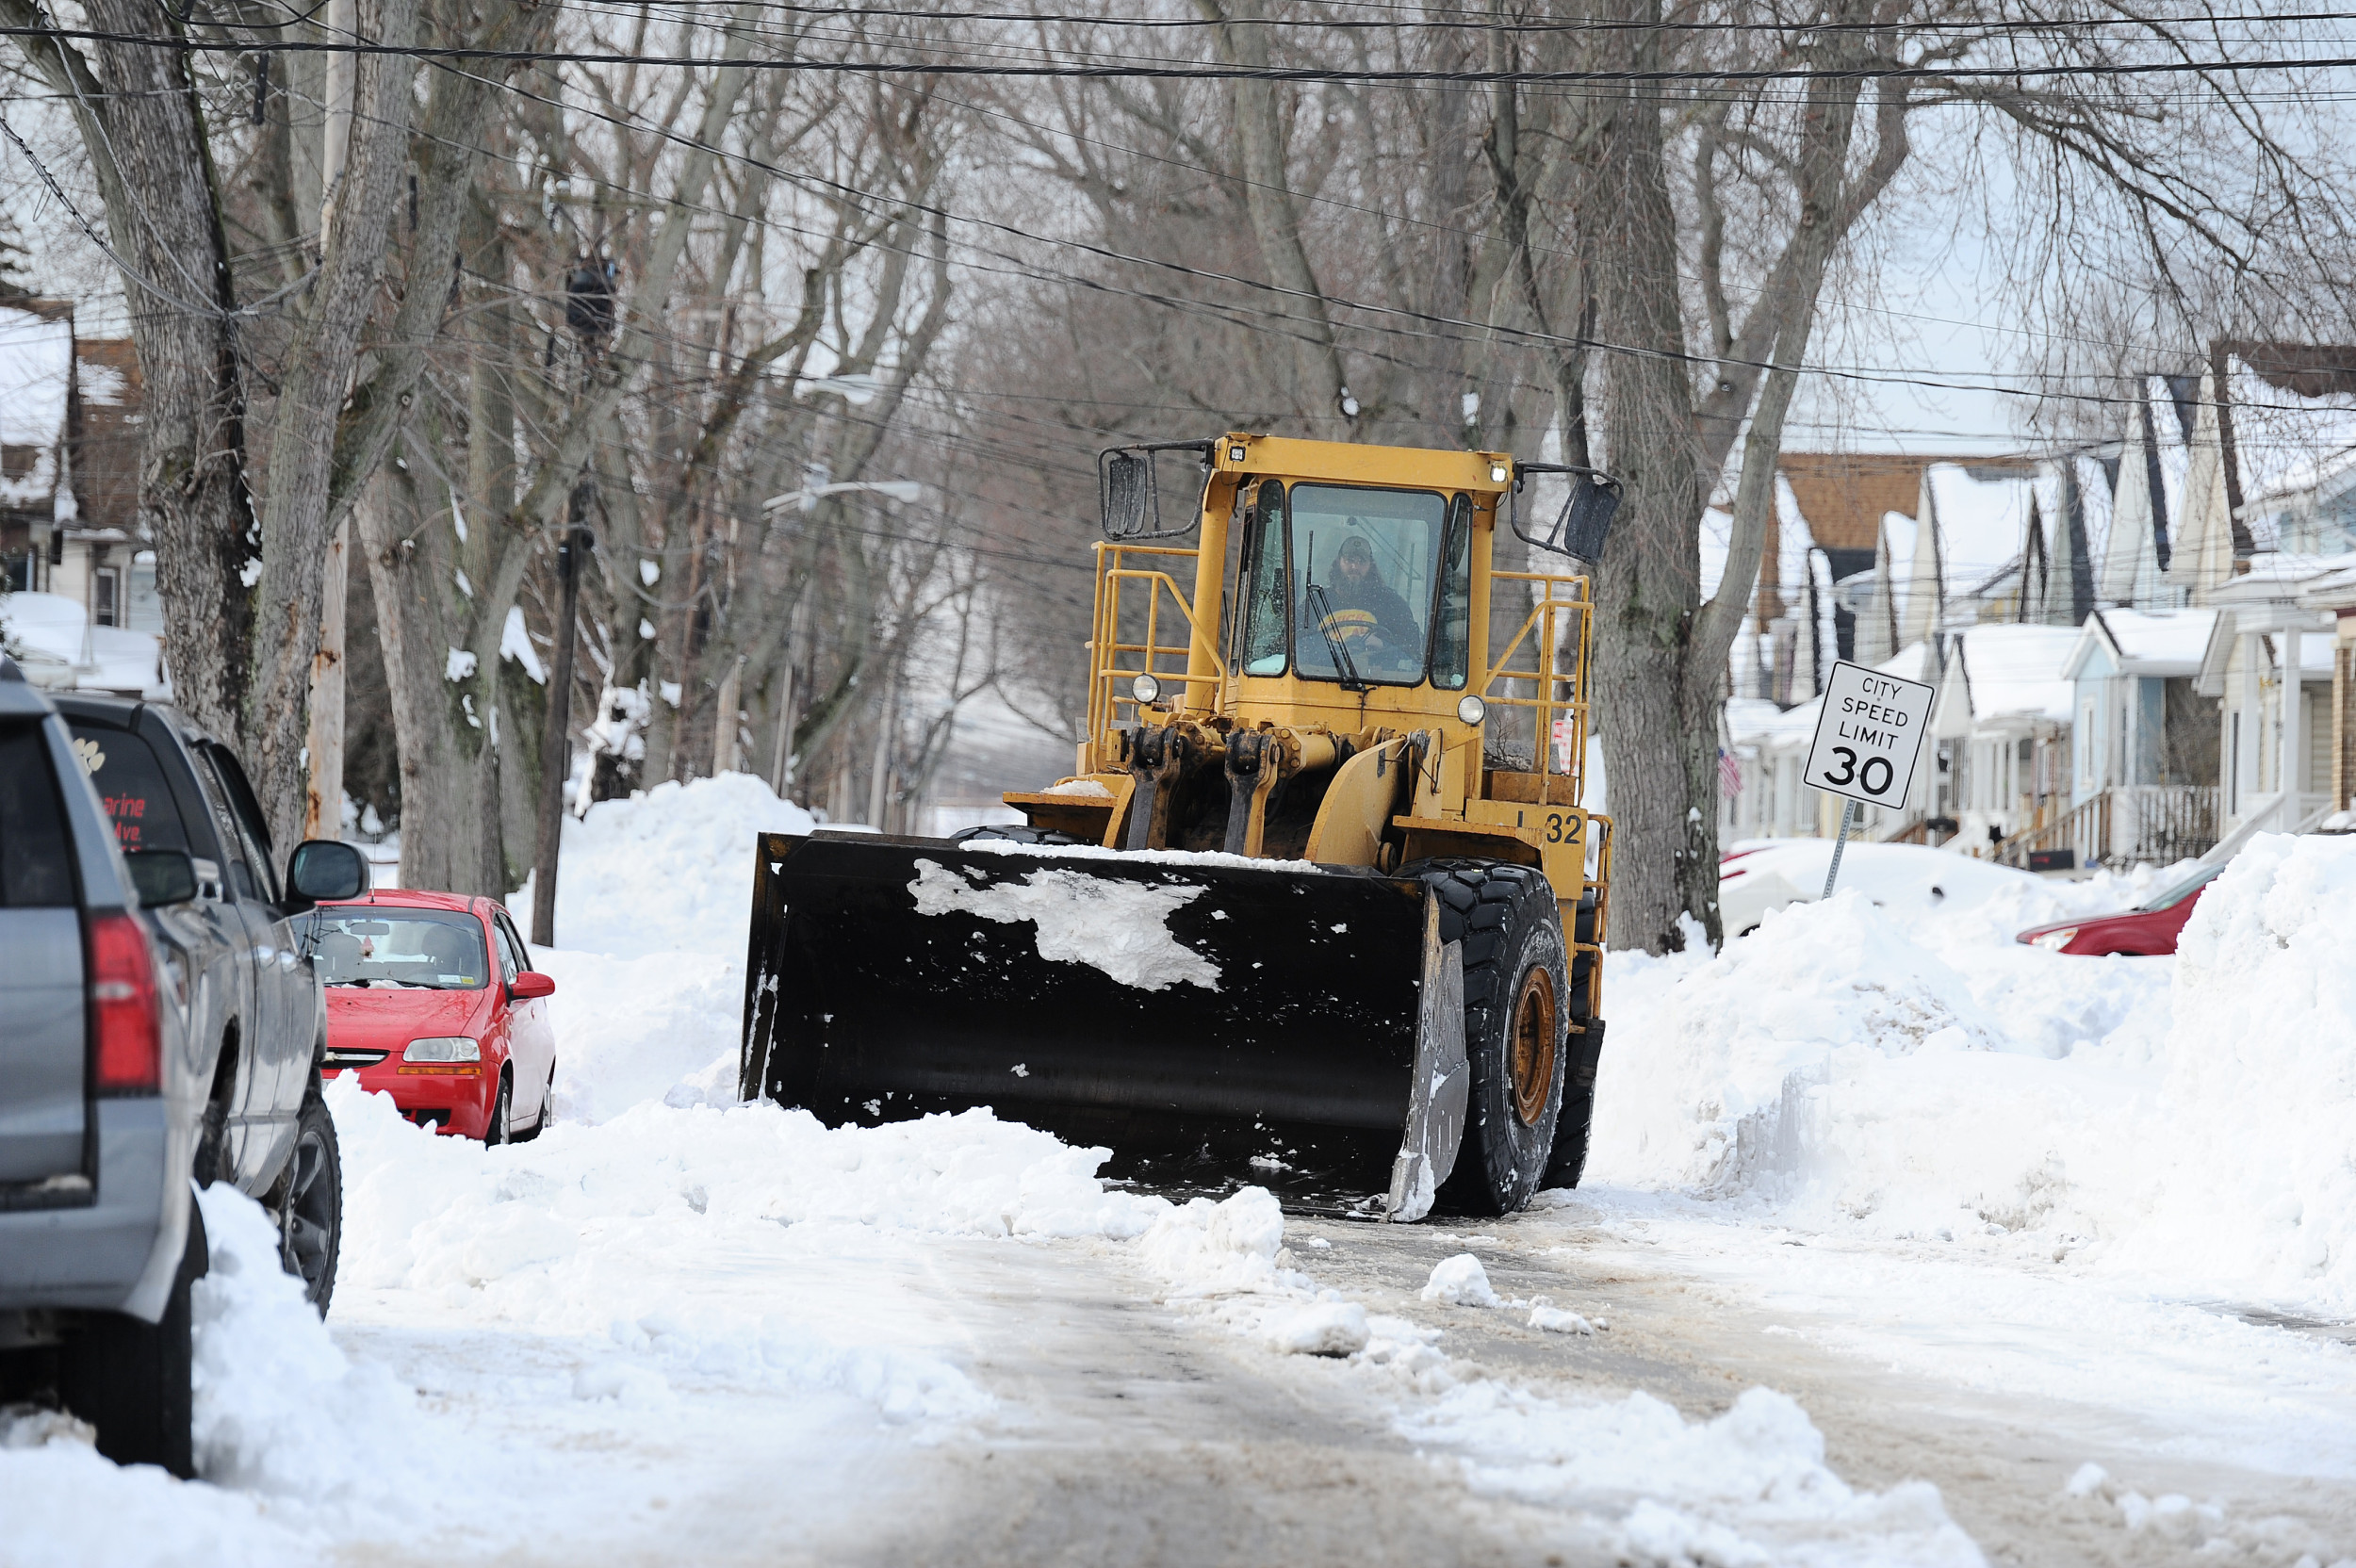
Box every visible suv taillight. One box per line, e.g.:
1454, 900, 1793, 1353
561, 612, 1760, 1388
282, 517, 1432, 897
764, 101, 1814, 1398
89, 911, 161, 1093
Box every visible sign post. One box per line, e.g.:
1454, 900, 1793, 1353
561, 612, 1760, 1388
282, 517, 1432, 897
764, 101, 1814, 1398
1803, 661, 1936, 898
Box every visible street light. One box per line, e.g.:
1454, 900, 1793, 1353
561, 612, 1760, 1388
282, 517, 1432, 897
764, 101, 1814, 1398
761, 479, 926, 514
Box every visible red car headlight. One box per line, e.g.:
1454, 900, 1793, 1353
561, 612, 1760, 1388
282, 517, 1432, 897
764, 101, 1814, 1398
2030, 927, 2079, 953
400, 1036, 482, 1075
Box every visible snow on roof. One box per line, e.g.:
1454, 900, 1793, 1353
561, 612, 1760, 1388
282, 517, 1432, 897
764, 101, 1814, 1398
2091, 608, 2217, 670
1924, 464, 2035, 589
1955, 623, 2081, 723
0, 306, 72, 513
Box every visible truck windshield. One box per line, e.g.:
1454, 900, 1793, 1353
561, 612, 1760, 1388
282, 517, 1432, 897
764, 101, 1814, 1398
302, 909, 489, 989
1245, 483, 1446, 686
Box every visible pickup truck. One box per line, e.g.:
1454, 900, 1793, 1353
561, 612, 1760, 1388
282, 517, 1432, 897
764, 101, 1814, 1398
0, 658, 368, 1476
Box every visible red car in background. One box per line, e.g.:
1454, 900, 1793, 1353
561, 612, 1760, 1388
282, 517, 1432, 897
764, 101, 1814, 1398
2014, 862, 2226, 956
304, 890, 558, 1143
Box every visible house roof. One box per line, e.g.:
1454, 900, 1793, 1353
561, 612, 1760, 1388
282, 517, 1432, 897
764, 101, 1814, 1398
2065, 607, 2218, 679
1950, 624, 2081, 725
1925, 463, 2039, 595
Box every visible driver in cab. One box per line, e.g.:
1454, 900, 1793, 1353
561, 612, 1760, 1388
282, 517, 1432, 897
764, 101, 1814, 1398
1304, 534, 1419, 662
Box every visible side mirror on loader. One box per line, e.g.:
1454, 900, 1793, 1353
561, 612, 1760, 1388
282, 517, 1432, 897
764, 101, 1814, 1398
1509, 465, 1624, 565
1097, 440, 1219, 542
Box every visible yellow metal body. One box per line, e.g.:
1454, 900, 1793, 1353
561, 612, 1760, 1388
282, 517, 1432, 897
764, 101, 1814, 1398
1012, 433, 1612, 1022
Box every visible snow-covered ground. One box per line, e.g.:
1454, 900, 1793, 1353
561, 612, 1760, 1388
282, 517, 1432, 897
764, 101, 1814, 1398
6, 776, 2353, 1566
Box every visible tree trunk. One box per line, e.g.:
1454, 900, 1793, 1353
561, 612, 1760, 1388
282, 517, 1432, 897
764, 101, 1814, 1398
1588, 40, 1715, 956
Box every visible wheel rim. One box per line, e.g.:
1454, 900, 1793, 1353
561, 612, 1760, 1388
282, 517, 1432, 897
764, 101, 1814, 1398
279, 1128, 335, 1299
1508, 964, 1558, 1127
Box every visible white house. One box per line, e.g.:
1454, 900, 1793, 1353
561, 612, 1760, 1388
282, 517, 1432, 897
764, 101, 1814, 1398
1927, 623, 2082, 853
2061, 608, 2220, 864
2196, 554, 2350, 840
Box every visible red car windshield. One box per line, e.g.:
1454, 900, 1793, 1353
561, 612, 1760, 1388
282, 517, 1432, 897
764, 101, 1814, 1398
2135, 863, 2223, 912
305, 909, 489, 990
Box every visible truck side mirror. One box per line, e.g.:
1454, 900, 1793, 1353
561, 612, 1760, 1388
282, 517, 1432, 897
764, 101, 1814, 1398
286, 839, 369, 912
1100, 449, 1153, 538
124, 848, 199, 907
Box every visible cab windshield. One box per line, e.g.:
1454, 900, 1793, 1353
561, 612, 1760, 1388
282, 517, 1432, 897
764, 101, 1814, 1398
1237, 482, 1448, 686
302, 909, 490, 990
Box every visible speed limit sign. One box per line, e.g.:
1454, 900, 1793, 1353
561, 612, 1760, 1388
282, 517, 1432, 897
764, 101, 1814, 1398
1804, 661, 1934, 809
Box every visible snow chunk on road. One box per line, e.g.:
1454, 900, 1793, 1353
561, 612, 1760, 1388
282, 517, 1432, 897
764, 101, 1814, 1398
1421, 1252, 1501, 1307
1263, 1301, 1370, 1357
908, 858, 1219, 991
1135, 1187, 1296, 1297
1402, 1383, 1982, 1567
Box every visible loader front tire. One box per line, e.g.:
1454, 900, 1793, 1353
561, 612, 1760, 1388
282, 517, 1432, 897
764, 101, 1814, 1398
1411, 860, 1568, 1217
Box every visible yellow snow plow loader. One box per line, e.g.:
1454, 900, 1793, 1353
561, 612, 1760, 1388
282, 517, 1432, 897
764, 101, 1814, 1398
741, 434, 1619, 1218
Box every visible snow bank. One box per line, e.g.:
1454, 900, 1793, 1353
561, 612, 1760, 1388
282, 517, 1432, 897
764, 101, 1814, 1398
523, 771, 814, 960
1592, 875, 2171, 1247
2104, 834, 2356, 1312
0, 1185, 450, 1567
331, 1079, 1170, 1423
1402, 1384, 1981, 1568
1601, 833, 2356, 1314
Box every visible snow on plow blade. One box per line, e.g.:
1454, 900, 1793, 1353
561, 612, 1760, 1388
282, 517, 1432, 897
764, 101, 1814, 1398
740, 832, 1464, 1214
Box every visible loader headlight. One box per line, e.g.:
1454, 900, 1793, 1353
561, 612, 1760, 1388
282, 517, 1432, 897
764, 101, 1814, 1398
1490, 464, 1509, 483
403, 1036, 480, 1062
1131, 673, 1162, 706
1457, 694, 1486, 727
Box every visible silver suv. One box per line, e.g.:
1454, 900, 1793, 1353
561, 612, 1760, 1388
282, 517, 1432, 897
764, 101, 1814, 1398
0, 657, 365, 1476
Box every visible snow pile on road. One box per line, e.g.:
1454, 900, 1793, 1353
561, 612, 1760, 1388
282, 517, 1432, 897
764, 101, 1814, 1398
0, 1184, 451, 1568
524, 770, 814, 960
526, 945, 741, 1122
332, 1080, 1170, 1423
1401, 1382, 1983, 1568
1591, 847, 2173, 1250
188, 1186, 442, 1499
2104, 833, 2356, 1312
1595, 834, 2356, 1315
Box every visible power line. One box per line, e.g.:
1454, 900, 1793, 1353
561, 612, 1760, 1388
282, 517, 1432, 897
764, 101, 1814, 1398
7, 23, 2354, 85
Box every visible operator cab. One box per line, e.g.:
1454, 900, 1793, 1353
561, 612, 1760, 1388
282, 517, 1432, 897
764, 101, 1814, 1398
1231, 479, 1473, 692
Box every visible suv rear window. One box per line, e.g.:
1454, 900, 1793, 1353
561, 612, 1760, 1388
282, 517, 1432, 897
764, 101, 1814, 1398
62, 722, 194, 854
0, 721, 74, 906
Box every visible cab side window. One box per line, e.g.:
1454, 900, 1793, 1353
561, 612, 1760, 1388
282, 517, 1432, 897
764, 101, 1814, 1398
184, 750, 258, 903
199, 746, 281, 906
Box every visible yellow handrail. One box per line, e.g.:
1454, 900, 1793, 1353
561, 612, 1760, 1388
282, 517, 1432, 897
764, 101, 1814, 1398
1481, 571, 1592, 807
1087, 542, 1231, 745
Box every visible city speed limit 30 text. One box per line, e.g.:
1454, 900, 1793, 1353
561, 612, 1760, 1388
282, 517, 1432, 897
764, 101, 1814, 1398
1802, 661, 1936, 809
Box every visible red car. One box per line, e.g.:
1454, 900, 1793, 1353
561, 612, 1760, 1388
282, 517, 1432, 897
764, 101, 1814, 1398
2014, 862, 2225, 956
304, 890, 559, 1143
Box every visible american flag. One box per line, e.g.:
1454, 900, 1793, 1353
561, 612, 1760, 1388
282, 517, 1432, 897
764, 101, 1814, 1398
1718, 748, 1743, 797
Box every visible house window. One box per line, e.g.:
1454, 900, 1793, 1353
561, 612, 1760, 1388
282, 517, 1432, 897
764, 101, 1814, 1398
92, 567, 120, 628
4, 549, 30, 593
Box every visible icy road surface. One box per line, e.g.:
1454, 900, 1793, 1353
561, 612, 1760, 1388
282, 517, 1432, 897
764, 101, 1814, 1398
6, 776, 2354, 1567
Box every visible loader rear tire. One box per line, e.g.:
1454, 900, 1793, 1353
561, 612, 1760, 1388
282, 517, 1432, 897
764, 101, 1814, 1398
1542, 893, 1602, 1192
1408, 860, 1568, 1217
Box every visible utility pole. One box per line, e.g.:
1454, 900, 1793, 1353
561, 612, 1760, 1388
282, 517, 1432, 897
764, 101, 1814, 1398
303, 0, 358, 841
712, 655, 744, 776
532, 485, 593, 946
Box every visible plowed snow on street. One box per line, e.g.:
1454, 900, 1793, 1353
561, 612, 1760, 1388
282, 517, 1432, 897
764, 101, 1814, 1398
6, 774, 2354, 1567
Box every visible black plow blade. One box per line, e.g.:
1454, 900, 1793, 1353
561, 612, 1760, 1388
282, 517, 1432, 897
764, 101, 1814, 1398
740, 833, 1459, 1211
